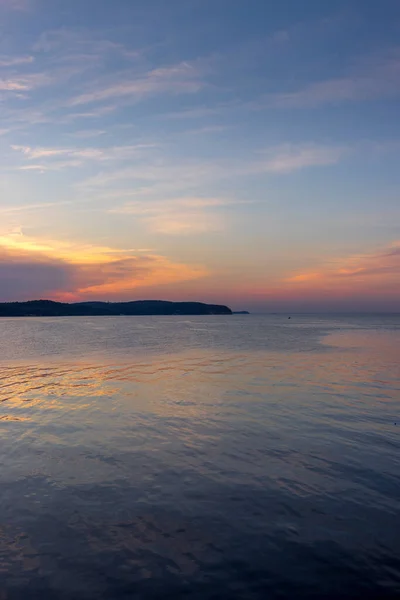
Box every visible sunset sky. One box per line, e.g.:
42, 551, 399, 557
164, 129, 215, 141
1, 0, 399, 311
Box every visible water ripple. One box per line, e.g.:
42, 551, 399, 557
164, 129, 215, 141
0, 315, 399, 598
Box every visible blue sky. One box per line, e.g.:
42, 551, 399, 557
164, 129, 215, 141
0, 0, 399, 310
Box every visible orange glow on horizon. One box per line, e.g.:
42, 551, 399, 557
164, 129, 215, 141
0, 231, 208, 300
0, 230, 399, 306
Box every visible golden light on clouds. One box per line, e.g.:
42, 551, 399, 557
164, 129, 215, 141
0, 227, 398, 308
0, 230, 208, 301
285, 242, 400, 290
74, 255, 207, 297
109, 196, 232, 235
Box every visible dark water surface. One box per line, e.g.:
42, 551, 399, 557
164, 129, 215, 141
1, 314, 399, 599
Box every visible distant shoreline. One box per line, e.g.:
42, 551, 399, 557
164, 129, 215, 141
0, 299, 233, 317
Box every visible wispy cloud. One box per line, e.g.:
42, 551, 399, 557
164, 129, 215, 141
33, 28, 143, 62
75, 141, 349, 203
0, 0, 30, 10
183, 125, 229, 136
17, 162, 82, 172
0, 69, 76, 94
0, 57, 205, 129
110, 196, 235, 235
0, 78, 30, 91
0, 29, 147, 121
260, 143, 347, 173
240, 240, 400, 311
2, 201, 72, 213
63, 104, 120, 121
0, 231, 207, 301
286, 241, 400, 288
11, 143, 157, 170
68, 62, 205, 107
76, 156, 227, 194
163, 101, 239, 120
265, 47, 400, 108
0, 55, 34, 67
68, 129, 106, 139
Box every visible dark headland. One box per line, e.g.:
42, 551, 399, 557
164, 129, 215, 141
0, 299, 232, 317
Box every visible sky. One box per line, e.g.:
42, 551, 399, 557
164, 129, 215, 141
0, 0, 399, 312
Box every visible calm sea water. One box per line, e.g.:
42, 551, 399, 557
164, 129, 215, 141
0, 314, 399, 599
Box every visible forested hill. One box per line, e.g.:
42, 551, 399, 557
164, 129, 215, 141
0, 300, 232, 317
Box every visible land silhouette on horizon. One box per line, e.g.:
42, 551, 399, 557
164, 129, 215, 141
0, 299, 233, 317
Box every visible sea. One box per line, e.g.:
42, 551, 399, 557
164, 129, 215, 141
0, 314, 399, 599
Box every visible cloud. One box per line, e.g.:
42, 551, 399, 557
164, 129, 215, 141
385, 246, 400, 257
260, 143, 347, 173
64, 104, 120, 121
183, 125, 229, 136
0, 250, 75, 301
110, 196, 234, 235
163, 103, 236, 120
74, 141, 349, 208
0, 29, 147, 124
227, 241, 400, 312
0, 70, 68, 94
33, 28, 142, 62
79, 142, 345, 195
265, 47, 400, 108
0, 30, 139, 111
11, 143, 156, 171
68, 62, 204, 107
68, 129, 106, 139
12, 143, 155, 160
0, 55, 34, 67
0, 79, 30, 91
17, 162, 82, 172
2, 201, 73, 214
285, 241, 400, 290
0, 0, 29, 10
76, 155, 229, 196
0, 232, 207, 301
76, 254, 206, 298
